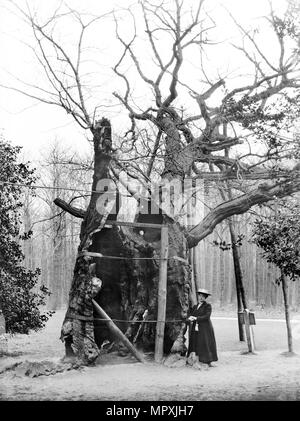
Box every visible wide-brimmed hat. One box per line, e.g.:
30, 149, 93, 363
197, 288, 211, 296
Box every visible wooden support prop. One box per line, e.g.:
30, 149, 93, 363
155, 225, 169, 363
92, 299, 145, 364
244, 309, 255, 353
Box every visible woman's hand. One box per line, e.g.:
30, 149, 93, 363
188, 316, 197, 322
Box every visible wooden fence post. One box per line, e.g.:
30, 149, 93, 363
0, 309, 7, 355
244, 309, 255, 353
155, 225, 169, 363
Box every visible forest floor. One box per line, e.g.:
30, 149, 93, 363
1, 308, 300, 401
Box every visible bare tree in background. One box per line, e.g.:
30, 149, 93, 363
23, 141, 93, 311
2, 0, 300, 364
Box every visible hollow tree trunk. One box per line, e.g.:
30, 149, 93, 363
91, 217, 191, 357
90, 113, 192, 359
58, 113, 198, 364
60, 118, 115, 364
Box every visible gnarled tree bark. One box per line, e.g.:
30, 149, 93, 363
60, 118, 115, 364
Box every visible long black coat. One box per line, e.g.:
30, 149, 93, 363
187, 302, 218, 363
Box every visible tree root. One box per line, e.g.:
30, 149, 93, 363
0, 359, 82, 378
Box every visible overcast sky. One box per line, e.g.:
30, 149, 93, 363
0, 0, 288, 161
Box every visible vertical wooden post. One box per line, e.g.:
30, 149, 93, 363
155, 225, 169, 363
281, 275, 293, 353
244, 309, 255, 353
189, 247, 197, 306
0, 308, 7, 355
228, 219, 245, 341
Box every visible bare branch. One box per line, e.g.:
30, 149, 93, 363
187, 168, 300, 247
53, 198, 86, 218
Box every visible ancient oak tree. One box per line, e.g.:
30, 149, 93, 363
3, 0, 300, 363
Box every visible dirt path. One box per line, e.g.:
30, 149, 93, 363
1, 310, 300, 401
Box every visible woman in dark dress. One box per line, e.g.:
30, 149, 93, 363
187, 288, 218, 367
